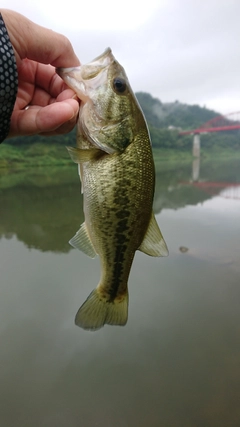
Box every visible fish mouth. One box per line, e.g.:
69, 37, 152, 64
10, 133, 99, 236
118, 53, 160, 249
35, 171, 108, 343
56, 48, 114, 102
81, 47, 113, 78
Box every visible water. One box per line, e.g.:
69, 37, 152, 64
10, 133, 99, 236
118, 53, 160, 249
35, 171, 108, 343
0, 153, 240, 427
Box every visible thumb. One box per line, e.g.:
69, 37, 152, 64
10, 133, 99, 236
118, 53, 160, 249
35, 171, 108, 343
9, 99, 79, 137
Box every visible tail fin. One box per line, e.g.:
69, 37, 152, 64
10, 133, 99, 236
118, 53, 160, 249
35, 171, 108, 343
75, 288, 128, 331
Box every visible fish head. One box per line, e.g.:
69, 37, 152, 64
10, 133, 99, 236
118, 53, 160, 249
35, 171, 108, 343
57, 48, 145, 154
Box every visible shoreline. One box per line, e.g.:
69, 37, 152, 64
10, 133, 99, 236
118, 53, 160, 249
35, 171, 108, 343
1, 142, 240, 170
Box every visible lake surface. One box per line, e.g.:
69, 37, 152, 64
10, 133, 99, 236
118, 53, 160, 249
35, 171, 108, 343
0, 152, 240, 427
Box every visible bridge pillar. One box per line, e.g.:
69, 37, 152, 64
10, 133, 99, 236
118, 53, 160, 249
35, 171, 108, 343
192, 157, 200, 181
193, 133, 200, 157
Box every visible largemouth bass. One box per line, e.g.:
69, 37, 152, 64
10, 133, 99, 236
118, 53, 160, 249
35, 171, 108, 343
57, 48, 168, 331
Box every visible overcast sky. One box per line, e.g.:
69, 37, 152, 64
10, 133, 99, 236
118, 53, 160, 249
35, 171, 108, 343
2, 0, 240, 114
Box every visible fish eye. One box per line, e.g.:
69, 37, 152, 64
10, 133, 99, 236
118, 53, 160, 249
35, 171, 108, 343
113, 77, 127, 94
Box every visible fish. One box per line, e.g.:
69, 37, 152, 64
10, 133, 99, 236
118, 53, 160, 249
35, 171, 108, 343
57, 48, 168, 331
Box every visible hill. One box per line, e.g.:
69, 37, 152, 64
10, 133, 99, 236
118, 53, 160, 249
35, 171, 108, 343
135, 92, 217, 129
135, 92, 240, 150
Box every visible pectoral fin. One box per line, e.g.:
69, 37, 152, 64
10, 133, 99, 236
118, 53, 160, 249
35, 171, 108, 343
66, 146, 102, 163
69, 222, 97, 258
139, 212, 168, 257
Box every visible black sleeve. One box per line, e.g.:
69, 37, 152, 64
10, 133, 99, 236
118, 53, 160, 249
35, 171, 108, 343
0, 13, 18, 143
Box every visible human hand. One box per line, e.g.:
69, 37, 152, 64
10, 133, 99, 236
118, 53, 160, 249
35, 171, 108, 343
1, 9, 80, 137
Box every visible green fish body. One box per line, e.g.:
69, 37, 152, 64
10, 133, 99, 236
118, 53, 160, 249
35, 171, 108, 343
57, 49, 168, 330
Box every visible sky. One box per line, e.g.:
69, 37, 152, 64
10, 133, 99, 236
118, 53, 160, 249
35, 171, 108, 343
2, 0, 240, 115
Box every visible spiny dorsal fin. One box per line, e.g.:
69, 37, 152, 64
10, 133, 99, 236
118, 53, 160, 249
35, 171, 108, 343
139, 212, 168, 257
69, 222, 97, 258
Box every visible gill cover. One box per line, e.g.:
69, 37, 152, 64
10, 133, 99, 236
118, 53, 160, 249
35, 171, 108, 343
57, 48, 138, 154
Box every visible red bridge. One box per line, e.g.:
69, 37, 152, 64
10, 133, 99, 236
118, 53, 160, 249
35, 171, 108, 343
178, 111, 240, 157
179, 111, 240, 135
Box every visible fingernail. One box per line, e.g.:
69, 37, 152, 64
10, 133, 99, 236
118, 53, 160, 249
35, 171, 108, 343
70, 111, 79, 121
71, 94, 78, 101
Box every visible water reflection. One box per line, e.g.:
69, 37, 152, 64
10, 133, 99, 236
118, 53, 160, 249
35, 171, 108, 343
1, 155, 240, 252
154, 154, 240, 213
0, 168, 83, 252
1, 154, 240, 426
192, 156, 200, 181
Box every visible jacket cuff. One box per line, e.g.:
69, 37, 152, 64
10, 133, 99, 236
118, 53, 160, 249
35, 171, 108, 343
0, 13, 18, 143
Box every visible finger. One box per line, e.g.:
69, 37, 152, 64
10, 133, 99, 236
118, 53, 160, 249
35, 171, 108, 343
9, 99, 79, 137
40, 118, 78, 136
56, 89, 79, 103
14, 60, 79, 111
17, 60, 76, 101
34, 63, 67, 97
26, 83, 78, 108
2, 10, 80, 68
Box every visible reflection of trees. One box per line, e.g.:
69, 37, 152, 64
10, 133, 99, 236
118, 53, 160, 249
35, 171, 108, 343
0, 181, 83, 253
153, 161, 208, 213
1, 156, 240, 252
154, 156, 240, 213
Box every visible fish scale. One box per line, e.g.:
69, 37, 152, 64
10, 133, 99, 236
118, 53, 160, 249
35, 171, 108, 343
84, 142, 153, 297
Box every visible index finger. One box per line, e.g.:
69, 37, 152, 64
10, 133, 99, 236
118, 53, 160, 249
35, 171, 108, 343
1, 9, 80, 68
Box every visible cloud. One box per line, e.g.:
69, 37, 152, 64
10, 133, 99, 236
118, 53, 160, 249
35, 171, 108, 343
2, 0, 240, 113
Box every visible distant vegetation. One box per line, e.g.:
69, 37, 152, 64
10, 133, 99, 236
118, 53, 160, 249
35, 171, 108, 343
136, 92, 217, 129
3, 92, 240, 156
135, 92, 240, 150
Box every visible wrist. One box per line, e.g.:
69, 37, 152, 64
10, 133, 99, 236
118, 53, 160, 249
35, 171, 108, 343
0, 12, 18, 143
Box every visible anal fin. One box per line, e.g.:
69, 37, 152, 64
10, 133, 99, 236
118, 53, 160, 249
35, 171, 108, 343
69, 222, 97, 258
139, 212, 168, 257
